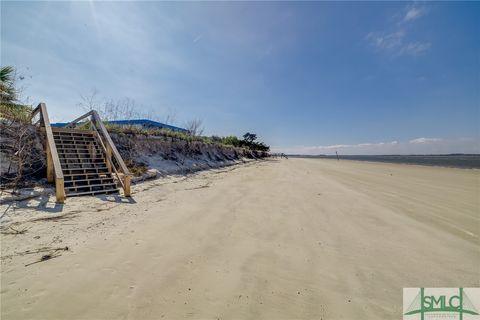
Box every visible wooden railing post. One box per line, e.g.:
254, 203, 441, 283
55, 177, 65, 204
32, 103, 65, 203
46, 143, 54, 183
124, 175, 131, 197
106, 145, 112, 172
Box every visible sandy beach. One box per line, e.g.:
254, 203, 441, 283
1, 158, 479, 319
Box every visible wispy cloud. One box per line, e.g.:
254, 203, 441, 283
366, 31, 405, 50
409, 137, 441, 144
400, 41, 431, 55
367, 32, 430, 57
367, 3, 430, 57
272, 138, 480, 155
403, 4, 426, 22
193, 34, 202, 43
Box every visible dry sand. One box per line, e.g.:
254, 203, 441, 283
1, 158, 479, 319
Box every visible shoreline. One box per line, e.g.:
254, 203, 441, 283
288, 154, 480, 169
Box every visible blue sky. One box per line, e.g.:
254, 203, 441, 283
2, 1, 479, 154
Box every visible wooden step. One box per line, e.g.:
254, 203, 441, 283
56, 145, 99, 149
64, 177, 115, 187
58, 153, 104, 158
56, 145, 101, 150
60, 157, 104, 160
63, 168, 109, 175
58, 150, 102, 155
61, 161, 106, 165
63, 166, 108, 171
57, 149, 102, 155
61, 157, 105, 161
65, 181, 117, 191
61, 163, 109, 170
54, 138, 96, 144
64, 172, 112, 180
64, 171, 112, 177
65, 182, 117, 191
61, 161, 106, 166
55, 144, 99, 148
55, 140, 98, 146
50, 127, 122, 199
53, 130, 94, 134
54, 135, 96, 141
58, 154, 103, 159
61, 160, 105, 164
53, 134, 96, 139
62, 166, 108, 172
66, 189, 119, 197
52, 128, 95, 135
53, 137, 97, 143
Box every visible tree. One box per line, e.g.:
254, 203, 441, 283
0, 66, 31, 122
163, 108, 178, 125
243, 132, 257, 144
0, 66, 17, 105
222, 135, 241, 147
77, 88, 100, 111
0, 66, 43, 190
185, 119, 204, 136
1, 118, 44, 189
239, 132, 270, 152
78, 90, 145, 122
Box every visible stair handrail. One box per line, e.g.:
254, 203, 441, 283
91, 111, 131, 196
31, 103, 65, 203
64, 110, 94, 128
65, 110, 131, 197
89, 120, 127, 191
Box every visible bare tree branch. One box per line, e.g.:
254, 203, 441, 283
185, 119, 204, 136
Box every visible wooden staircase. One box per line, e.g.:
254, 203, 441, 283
53, 128, 119, 197
31, 103, 131, 203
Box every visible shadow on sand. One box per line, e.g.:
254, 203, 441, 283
6, 193, 136, 217
96, 194, 137, 204
14, 193, 65, 213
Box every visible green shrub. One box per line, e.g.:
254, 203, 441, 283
0, 103, 32, 123
101, 124, 270, 153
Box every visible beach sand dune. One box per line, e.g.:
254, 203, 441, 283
1, 159, 479, 319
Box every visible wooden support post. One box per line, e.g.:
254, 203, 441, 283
55, 177, 65, 203
34, 103, 65, 203
124, 175, 131, 197
46, 143, 54, 183
106, 145, 112, 172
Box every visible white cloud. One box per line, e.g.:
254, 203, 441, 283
272, 138, 480, 155
409, 137, 441, 144
367, 3, 430, 57
366, 31, 405, 50
403, 4, 426, 22
400, 41, 431, 55
367, 31, 431, 56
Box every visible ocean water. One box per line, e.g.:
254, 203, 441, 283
291, 154, 480, 169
